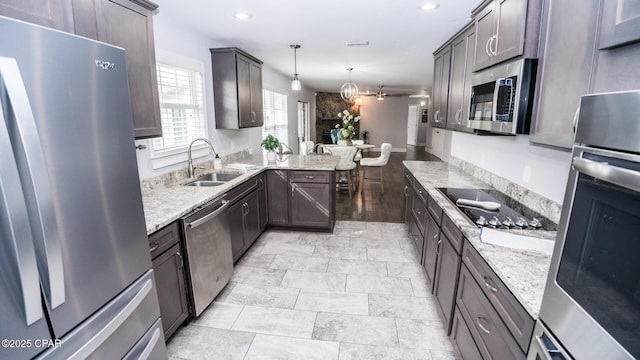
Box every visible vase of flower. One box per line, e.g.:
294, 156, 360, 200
335, 109, 360, 144
261, 134, 280, 163
337, 139, 352, 146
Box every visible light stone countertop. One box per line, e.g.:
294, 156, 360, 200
403, 160, 555, 319
141, 154, 339, 235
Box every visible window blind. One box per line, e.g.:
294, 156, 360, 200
262, 90, 288, 148
152, 63, 206, 152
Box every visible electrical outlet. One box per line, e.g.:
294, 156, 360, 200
523, 165, 531, 183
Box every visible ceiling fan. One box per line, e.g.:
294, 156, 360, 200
359, 85, 410, 99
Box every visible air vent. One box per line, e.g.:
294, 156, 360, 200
345, 40, 369, 47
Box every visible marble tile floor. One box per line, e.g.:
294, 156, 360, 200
167, 221, 460, 360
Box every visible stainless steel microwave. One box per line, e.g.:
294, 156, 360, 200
467, 59, 537, 135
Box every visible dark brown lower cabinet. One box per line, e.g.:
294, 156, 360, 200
228, 190, 261, 262
267, 170, 334, 231
456, 265, 526, 360
423, 213, 439, 288
433, 233, 461, 334
257, 173, 268, 231
267, 170, 289, 226
148, 222, 188, 340
452, 306, 483, 360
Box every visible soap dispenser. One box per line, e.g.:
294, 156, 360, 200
214, 154, 222, 169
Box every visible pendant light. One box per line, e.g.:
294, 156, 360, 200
290, 44, 301, 91
340, 68, 359, 101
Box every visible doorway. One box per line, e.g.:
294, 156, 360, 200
406, 104, 419, 145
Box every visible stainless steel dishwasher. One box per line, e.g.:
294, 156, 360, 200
181, 196, 233, 317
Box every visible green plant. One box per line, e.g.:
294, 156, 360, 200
335, 109, 360, 140
260, 134, 280, 152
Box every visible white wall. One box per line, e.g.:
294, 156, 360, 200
449, 131, 572, 203
135, 12, 315, 179
359, 96, 410, 151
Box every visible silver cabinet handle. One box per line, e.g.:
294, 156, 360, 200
455, 109, 462, 124
176, 252, 183, 269
251, 111, 256, 122
435, 239, 442, 255
0, 57, 65, 309
489, 35, 498, 56
573, 156, 640, 193
149, 243, 159, 253
186, 200, 229, 229
258, 178, 264, 189
485, 37, 492, 57
476, 316, 491, 334
68, 278, 152, 360
404, 186, 409, 196
244, 202, 250, 215
305, 175, 315, 179
0, 82, 43, 325
483, 275, 498, 293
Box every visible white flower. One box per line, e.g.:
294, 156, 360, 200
348, 125, 354, 130
337, 112, 342, 118
355, 116, 361, 122
348, 115, 353, 120
343, 119, 348, 125
335, 124, 340, 128
343, 110, 349, 115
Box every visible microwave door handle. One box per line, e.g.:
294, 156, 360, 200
0, 57, 65, 309
0, 79, 43, 326
492, 78, 503, 121
573, 157, 640, 193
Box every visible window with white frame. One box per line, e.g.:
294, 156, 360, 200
151, 62, 207, 154
262, 89, 288, 149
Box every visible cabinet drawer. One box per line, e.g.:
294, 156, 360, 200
412, 180, 428, 205
462, 240, 534, 352
290, 170, 330, 183
227, 175, 259, 205
148, 222, 180, 260
411, 192, 428, 236
442, 213, 464, 254
451, 306, 483, 360
457, 265, 526, 360
409, 216, 425, 262
427, 196, 443, 226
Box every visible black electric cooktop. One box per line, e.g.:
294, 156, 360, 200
437, 188, 555, 231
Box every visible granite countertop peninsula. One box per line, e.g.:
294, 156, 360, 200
403, 160, 556, 319
141, 154, 339, 235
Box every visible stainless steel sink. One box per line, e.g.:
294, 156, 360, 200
185, 180, 226, 187
184, 172, 242, 187
195, 172, 242, 182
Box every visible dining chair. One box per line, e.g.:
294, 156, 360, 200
299, 140, 314, 155
330, 146, 358, 199
360, 143, 392, 194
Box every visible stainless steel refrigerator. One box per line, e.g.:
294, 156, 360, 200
0, 16, 167, 359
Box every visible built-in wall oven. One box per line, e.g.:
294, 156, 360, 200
468, 59, 537, 135
531, 91, 640, 360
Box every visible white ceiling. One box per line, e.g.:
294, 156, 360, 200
155, 0, 479, 95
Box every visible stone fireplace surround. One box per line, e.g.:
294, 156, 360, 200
315, 92, 360, 144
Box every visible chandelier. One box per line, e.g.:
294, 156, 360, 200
340, 68, 359, 101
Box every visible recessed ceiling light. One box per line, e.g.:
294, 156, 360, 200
420, 3, 440, 11
233, 12, 252, 20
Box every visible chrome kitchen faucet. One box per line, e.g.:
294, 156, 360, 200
187, 137, 217, 178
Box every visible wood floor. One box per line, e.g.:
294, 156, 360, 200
335, 145, 440, 223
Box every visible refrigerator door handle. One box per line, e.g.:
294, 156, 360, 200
67, 278, 153, 360
134, 327, 161, 360
0, 84, 43, 326
0, 57, 65, 309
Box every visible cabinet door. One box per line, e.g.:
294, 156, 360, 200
447, 33, 469, 131
409, 216, 425, 264
433, 234, 461, 334
599, 0, 640, 49
0, 0, 74, 32
493, 0, 526, 63
249, 61, 264, 126
530, 0, 599, 149
461, 28, 476, 127
432, 48, 451, 128
227, 200, 246, 262
152, 243, 188, 340
403, 180, 413, 230
451, 307, 483, 360
291, 182, 331, 228
95, 0, 161, 139
267, 170, 289, 226
474, 2, 496, 71
236, 54, 253, 128
258, 174, 268, 231
423, 214, 439, 291
242, 191, 262, 247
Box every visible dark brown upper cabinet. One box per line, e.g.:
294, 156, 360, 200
210, 48, 264, 129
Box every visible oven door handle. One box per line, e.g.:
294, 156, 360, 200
533, 335, 556, 360
573, 157, 640, 193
